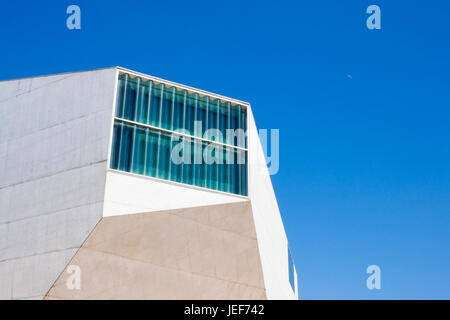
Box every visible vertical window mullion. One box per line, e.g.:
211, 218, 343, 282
170, 87, 175, 131
158, 85, 164, 128
120, 74, 129, 118
216, 100, 220, 190
129, 78, 141, 172
236, 105, 241, 194
244, 151, 248, 195
168, 88, 176, 181
205, 96, 209, 133
139, 84, 144, 123
156, 85, 164, 177
146, 81, 153, 124
143, 127, 149, 176
111, 122, 121, 169
204, 97, 209, 188
243, 107, 248, 148
227, 102, 231, 192
133, 78, 140, 122
238, 105, 241, 130
143, 81, 152, 177
193, 94, 198, 184
117, 121, 124, 170
130, 125, 136, 172
238, 105, 242, 147
181, 91, 187, 182
118, 123, 132, 172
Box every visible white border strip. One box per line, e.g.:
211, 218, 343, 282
107, 168, 249, 200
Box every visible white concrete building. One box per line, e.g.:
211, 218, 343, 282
0, 67, 297, 300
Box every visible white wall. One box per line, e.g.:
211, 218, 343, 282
103, 170, 247, 217
0, 68, 116, 299
247, 107, 298, 300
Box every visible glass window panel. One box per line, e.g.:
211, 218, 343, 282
239, 150, 248, 196
110, 122, 122, 170
236, 105, 245, 148
196, 95, 207, 137
241, 106, 247, 148
182, 136, 194, 185
157, 131, 171, 180
205, 143, 221, 190
218, 101, 228, 145
184, 93, 195, 136
115, 74, 127, 118
173, 90, 185, 132
131, 126, 147, 175
206, 98, 219, 143
233, 148, 241, 195
136, 81, 150, 124
226, 147, 235, 194
122, 78, 137, 121
207, 98, 217, 130
149, 82, 162, 127
145, 128, 159, 178
193, 139, 205, 188
118, 123, 133, 172
237, 105, 241, 132
229, 106, 239, 147
225, 103, 231, 146
160, 86, 173, 130
169, 133, 183, 183
217, 146, 229, 192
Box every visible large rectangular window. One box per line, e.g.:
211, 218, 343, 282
110, 73, 248, 196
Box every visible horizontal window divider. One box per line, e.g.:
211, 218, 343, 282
114, 117, 248, 152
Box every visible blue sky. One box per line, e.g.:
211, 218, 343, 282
1, 1, 449, 299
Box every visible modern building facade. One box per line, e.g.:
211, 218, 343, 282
0, 67, 298, 300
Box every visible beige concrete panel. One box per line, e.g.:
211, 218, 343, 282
46, 249, 265, 300
171, 202, 258, 239
45, 202, 266, 300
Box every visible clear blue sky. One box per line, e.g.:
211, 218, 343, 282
1, 1, 449, 299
